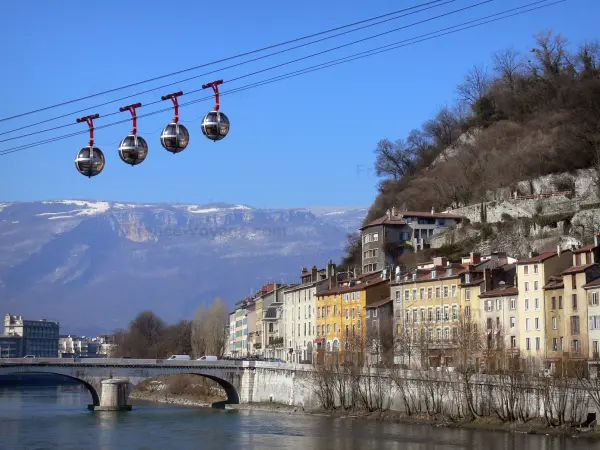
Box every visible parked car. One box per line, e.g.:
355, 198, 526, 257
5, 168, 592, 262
23, 355, 35, 358
196, 355, 218, 361
166, 355, 191, 360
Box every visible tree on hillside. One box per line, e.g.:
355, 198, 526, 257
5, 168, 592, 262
456, 64, 492, 107
373, 138, 417, 180
191, 297, 229, 358
113, 310, 168, 358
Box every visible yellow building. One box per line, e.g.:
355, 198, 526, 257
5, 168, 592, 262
315, 272, 389, 358
543, 276, 564, 364
516, 249, 572, 362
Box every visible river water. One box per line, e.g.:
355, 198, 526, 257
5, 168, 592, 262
0, 385, 596, 450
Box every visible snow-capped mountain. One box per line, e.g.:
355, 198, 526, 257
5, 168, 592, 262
0, 200, 366, 335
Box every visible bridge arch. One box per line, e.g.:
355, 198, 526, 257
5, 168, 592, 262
0, 371, 100, 406
138, 372, 240, 406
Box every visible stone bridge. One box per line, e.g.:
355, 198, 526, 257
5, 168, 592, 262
0, 358, 317, 410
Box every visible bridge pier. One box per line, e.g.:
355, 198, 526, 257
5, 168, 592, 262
88, 378, 132, 411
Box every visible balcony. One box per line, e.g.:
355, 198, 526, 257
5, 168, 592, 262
268, 337, 284, 346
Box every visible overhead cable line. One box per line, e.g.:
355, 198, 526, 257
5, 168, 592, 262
0, 0, 493, 142
0, 0, 567, 157
0, 0, 460, 137
0, 0, 452, 122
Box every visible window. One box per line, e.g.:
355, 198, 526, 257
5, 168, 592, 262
525, 318, 530, 331
366, 309, 370, 318
427, 288, 433, 299
560, 336, 564, 351
405, 310, 410, 324
345, 308, 349, 319
345, 325, 349, 337
559, 296, 563, 309
412, 289, 417, 300
551, 296, 556, 310
413, 309, 418, 323
572, 339, 580, 354
373, 309, 377, 318
444, 328, 450, 341
570, 316, 580, 335
594, 292, 599, 306
486, 318, 493, 330
404, 290, 409, 301
594, 341, 599, 355
510, 317, 516, 328
534, 317, 539, 330
526, 338, 531, 350
465, 305, 471, 317
535, 337, 541, 351
525, 298, 529, 311
535, 280, 540, 291
524, 265, 529, 275
444, 306, 449, 321
524, 282, 529, 292
510, 298, 516, 310
421, 308, 426, 322
451, 285, 457, 297
443, 286, 449, 298
572, 274, 577, 290
452, 305, 458, 320
428, 308, 433, 322
395, 290, 401, 302
572, 294, 578, 310
466, 289, 471, 301
534, 298, 539, 311
533, 264, 538, 274
373, 233, 379, 241
496, 299, 502, 310
511, 336, 517, 348
420, 288, 425, 300
352, 308, 356, 319
486, 301, 492, 312
552, 316, 557, 329
553, 338, 558, 351
436, 307, 441, 321
317, 308, 320, 319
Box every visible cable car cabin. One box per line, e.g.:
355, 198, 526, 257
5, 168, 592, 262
75, 146, 105, 177
201, 111, 230, 141
118, 134, 148, 166
160, 122, 189, 154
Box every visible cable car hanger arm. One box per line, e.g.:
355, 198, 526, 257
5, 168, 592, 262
161, 92, 183, 123
119, 103, 142, 135
76, 114, 100, 146
202, 80, 223, 111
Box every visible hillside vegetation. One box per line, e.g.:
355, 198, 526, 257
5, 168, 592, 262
342, 30, 600, 267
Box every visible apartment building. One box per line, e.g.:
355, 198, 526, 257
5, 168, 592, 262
360, 208, 462, 275
227, 311, 236, 356
391, 257, 465, 367
233, 300, 249, 357
479, 283, 519, 365
255, 283, 287, 355
283, 262, 336, 363
262, 300, 284, 360
315, 271, 389, 362
544, 276, 565, 364
584, 278, 600, 360
517, 249, 573, 361
2, 313, 60, 357
365, 297, 394, 366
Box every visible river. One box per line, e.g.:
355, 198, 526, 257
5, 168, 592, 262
0, 385, 597, 450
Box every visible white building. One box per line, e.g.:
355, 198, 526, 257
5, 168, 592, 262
283, 261, 336, 363
225, 311, 236, 357
479, 283, 519, 355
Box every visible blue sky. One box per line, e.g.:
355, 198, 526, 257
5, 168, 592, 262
0, 0, 596, 208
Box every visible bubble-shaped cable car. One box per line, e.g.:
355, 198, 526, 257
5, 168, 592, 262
201, 80, 230, 141
118, 103, 148, 166
75, 114, 105, 178
160, 91, 189, 154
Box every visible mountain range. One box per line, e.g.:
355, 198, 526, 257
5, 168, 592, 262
0, 200, 367, 336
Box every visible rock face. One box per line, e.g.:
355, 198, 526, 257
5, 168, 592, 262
0, 200, 366, 335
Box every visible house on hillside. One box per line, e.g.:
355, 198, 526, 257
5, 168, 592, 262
360, 208, 463, 275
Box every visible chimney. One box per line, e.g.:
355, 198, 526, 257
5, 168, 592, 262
557, 244, 561, 257
386, 209, 391, 219
391, 206, 396, 217
432, 256, 447, 267
311, 265, 318, 281
528, 251, 533, 258
470, 252, 481, 265
301, 266, 308, 275
431, 206, 435, 214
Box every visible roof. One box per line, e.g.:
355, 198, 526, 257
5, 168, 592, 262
393, 263, 467, 285
544, 276, 564, 290
584, 278, 600, 289
479, 286, 518, 298
361, 211, 462, 229
366, 297, 392, 309
517, 251, 558, 264
573, 244, 597, 254
317, 273, 389, 296
562, 263, 596, 275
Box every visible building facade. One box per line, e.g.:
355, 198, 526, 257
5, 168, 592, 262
516, 250, 573, 362
365, 297, 394, 366
360, 209, 462, 275
3, 313, 59, 357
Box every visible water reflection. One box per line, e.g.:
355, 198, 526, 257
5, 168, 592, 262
0, 386, 597, 450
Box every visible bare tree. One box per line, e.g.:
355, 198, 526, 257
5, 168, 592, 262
373, 138, 417, 180
492, 48, 525, 91
530, 29, 571, 77
422, 107, 461, 149
191, 297, 229, 358
456, 64, 492, 106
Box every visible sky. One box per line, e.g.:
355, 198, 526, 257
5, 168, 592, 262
0, 0, 597, 209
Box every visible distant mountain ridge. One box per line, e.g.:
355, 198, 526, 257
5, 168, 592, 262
0, 200, 366, 336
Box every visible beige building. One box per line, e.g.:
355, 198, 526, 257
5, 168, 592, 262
516, 249, 572, 362
543, 276, 565, 364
